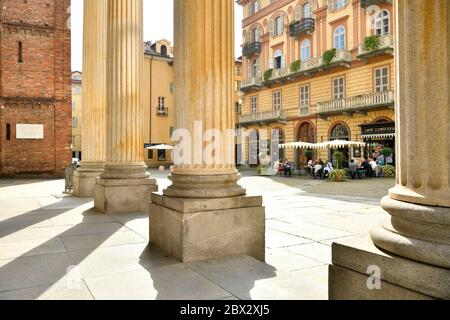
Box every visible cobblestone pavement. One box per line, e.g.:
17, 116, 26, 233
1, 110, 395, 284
0, 171, 394, 300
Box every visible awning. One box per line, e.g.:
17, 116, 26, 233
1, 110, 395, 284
314, 140, 367, 150
362, 133, 396, 140
279, 141, 315, 149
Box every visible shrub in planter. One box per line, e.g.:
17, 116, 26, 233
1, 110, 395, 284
290, 60, 301, 73
329, 169, 347, 182
363, 35, 381, 52
382, 165, 396, 177
263, 69, 273, 81
380, 147, 394, 158
333, 150, 345, 169
323, 48, 337, 67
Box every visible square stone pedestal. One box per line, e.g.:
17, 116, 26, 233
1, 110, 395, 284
329, 236, 450, 300
149, 193, 266, 263
95, 177, 157, 214
73, 170, 103, 198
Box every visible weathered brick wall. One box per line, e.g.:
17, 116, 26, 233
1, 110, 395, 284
0, 0, 72, 177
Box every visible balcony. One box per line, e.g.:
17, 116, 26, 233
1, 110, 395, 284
289, 18, 315, 37
240, 77, 262, 92
156, 106, 168, 116
317, 90, 394, 118
239, 110, 287, 126
361, 0, 392, 9
358, 35, 395, 60
242, 42, 262, 57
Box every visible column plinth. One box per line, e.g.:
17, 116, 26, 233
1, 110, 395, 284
329, 0, 450, 299
94, 0, 156, 214
149, 0, 265, 263
73, 0, 108, 198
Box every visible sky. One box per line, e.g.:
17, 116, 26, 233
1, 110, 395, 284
71, 0, 243, 71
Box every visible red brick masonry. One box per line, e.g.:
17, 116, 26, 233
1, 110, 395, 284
0, 0, 72, 177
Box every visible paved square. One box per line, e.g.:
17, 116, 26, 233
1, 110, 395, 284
0, 171, 394, 300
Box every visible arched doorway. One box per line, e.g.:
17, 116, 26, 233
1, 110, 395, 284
329, 123, 351, 166
296, 122, 316, 167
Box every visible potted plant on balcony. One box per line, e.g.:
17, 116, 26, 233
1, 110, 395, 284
329, 150, 347, 182
363, 35, 381, 52
323, 48, 337, 68
263, 69, 273, 81
290, 60, 301, 73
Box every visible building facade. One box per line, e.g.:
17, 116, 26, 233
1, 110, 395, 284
71, 71, 82, 161
237, 0, 395, 167
0, 0, 72, 177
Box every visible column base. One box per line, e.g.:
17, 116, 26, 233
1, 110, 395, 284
329, 236, 450, 300
73, 170, 103, 198
95, 177, 157, 214
149, 193, 266, 263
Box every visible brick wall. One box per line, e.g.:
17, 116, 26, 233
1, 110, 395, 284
0, 0, 72, 177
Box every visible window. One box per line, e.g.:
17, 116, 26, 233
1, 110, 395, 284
273, 50, 283, 69
303, 2, 312, 19
148, 149, 154, 160
252, 27, 260, 43
300, 39, 311, 61
273, 91, 282, 110
275, 16, 283, 36
72, 117, 78, 128
251, 96, 258, 114
375, 10, 390, 36
375, 67, 389, 92
335, 0, 346, 10
249, 0, 260, 16
72, 86, 81, 95
158, 150, 167, 161
160, 45, 168, 56
330, 124, 350, 140
6, 124, 11, 141
251, 58, 260, 77
72, 101, 76, 111
18, 42, 23, 63
333, 77, 345, 99
333, 26, 346, 50
158, 97, 166, 113
300, 85, 310, 115
235, 81, 241, 91
235, 102, 241, 114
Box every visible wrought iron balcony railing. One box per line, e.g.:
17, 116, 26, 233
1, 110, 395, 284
289, 18, 315, 37
242, 42, 262, 57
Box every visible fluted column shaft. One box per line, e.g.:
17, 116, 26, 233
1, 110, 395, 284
371, 0, 450, 269
101, 0, 148, 179
173, 0, 236, 175
390, 0, 450, 207
164, 0, 245, 198
80, 0, 107, 167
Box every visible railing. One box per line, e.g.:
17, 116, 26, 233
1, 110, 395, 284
241, 77, 262, 89
289, 18, 315, 37
300, 104, 310, 116
239, 109, 284, 124
243, 42, 262, 57
358, 34, 394, 56
271, 66, 290, 80
318, 90, 394, 113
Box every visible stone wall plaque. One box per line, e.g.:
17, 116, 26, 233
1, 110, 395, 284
16, 124, 44, 139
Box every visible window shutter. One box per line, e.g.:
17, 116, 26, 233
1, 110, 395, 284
280, 16, 284, 34
255, 27, 260, 42
295, 6, 302, 21
269, 19, 274, 37
281, 55, 285, 68
268, 57, 274, 69
246, 32, 252, 44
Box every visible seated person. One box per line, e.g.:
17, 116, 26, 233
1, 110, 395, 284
323, 161, 333, 179
283, 159, 292, 177
361, 158, 372, 177
306, 159, 315, 175
369, 158, 379, 177
314, 159, 324, 179
349, 160, 362, 179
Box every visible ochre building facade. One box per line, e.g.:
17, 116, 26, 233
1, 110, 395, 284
0, 0, 72, 177
237, 0, 395, 167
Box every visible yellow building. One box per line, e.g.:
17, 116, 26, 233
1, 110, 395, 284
142, 40, 175, 168
237, 0, 395, 168
71, 71, 83, 160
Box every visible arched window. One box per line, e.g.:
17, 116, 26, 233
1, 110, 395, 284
335, 0, 346, 10
160, 45, 168, 56
18, 42, 23, 63
300, 39, 311, 61
252, 27, 261, 42
330, 123, 350, 140
375, 10, 390, 36
333, 26, 346, 50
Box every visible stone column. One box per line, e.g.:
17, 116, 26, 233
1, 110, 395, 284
73, 0, 107, 197
329, 0, 450, 300
149, 0, 265, 263
94, 0, 157, 214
